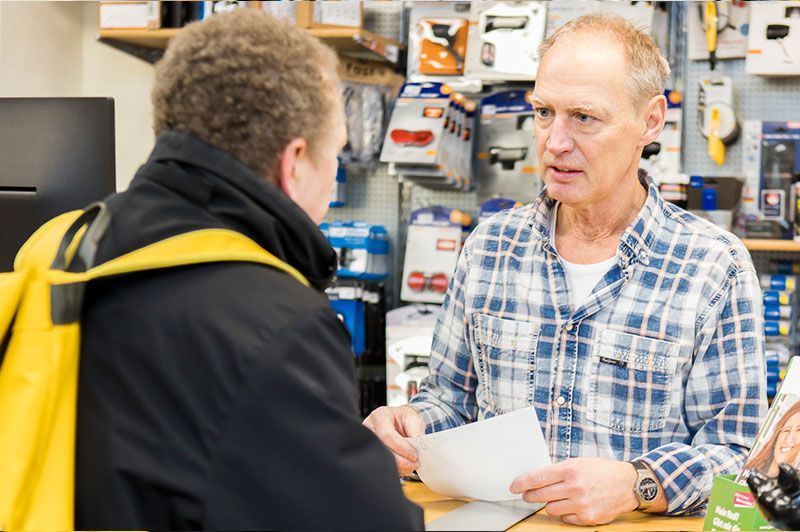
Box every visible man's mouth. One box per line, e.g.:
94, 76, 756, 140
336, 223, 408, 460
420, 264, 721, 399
548, 165, 582, 176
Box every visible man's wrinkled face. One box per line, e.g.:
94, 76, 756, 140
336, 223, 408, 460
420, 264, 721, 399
530, 33, 650, 210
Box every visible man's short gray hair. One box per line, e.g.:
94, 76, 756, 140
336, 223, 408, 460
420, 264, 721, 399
539, 13, 671, 109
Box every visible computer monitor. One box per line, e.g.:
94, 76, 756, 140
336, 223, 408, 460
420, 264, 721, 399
0, 97, 116, 271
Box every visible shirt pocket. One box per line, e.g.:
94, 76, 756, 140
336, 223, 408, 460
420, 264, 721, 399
586, 328, 680, 433
472, 313, 541, 414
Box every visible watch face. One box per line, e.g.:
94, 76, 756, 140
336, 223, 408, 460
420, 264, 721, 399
639, 477, 658, 502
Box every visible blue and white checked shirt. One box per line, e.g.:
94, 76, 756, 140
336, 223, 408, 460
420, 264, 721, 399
410, 173, 767, 515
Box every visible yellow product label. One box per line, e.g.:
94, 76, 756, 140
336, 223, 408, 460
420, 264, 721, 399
521, 166, 538, 174
780, 293, 790, 305
425, 149, 437, 156
781, 324, 790, 336
788, 278, 797, 292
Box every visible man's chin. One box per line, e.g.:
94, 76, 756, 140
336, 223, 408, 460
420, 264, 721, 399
545, 183, 587, 206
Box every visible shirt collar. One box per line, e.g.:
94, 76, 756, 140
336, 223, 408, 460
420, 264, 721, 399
529, 169, 662, 266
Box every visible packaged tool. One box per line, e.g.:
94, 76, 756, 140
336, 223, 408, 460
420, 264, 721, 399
407, 2, 472, 79
401, 206, 469, 304
741, 121, 800, 239
746, 1, 800, 76
464, 1, 547, 81
478, 197, 524, 224
386, 304, 440, 407
475, 90, 539, 203
380, 82, 451, 166
320, 220, 389, 280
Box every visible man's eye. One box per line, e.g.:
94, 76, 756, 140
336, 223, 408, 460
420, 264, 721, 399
535, 108, 552, 119
576, 113, 593, 123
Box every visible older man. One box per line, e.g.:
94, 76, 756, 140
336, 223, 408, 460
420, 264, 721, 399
365, 13, 766, 526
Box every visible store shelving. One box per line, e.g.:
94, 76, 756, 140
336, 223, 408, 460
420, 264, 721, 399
743, 240, 800, 253
97, 26, 401, 64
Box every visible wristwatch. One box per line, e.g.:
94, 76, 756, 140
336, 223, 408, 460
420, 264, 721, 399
631, 460, 660, 510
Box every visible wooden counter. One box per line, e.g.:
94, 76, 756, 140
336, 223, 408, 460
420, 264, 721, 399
402, 480, 704, 531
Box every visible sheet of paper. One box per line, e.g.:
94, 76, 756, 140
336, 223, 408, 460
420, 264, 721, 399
407, 407, 551, 501
426, 500, 540, 531
779, 356, 800, 393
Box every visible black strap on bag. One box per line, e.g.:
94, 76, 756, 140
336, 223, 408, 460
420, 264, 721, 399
50, 202, 112, 325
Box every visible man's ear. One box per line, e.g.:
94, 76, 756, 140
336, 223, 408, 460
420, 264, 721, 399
639, 95, 667, 147
275, 137, 308, 201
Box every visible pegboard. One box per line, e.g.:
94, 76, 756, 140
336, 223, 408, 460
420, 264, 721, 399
324, 165, 401, 302
330, 2, 800, 308
681, 7, 800, 270
363, 0, 404, 41
683, 55, 800, 177
751, 250, 800, 275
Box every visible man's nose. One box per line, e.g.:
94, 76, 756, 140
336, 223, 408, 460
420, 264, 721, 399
545, 117, 574, 156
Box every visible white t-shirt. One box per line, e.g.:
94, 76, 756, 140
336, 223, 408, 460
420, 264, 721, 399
551, 203, 617, 309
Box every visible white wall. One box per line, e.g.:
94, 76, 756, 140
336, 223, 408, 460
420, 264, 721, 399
0, 1, 155, 191
0, 2, 83, 96
81, 1, 155, 190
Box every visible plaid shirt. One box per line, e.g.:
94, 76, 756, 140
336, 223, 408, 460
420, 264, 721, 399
410, 173, 767, 515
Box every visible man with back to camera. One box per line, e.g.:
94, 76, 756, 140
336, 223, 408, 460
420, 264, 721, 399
365, 13, 766, 526
74, 10, 422, 530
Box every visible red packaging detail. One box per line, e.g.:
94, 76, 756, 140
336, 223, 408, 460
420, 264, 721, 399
390, 129, 434, 147
733, 491, 756, 508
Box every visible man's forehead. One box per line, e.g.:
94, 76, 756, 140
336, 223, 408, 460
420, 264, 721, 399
532, 40, 631, 112
537, 32, 628, 81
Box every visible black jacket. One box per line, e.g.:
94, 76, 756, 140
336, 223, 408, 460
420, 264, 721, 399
75, 131, 423, 530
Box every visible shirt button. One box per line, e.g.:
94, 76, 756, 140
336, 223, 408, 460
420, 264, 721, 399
564, 323, 573, 332
556, 396, 566, 406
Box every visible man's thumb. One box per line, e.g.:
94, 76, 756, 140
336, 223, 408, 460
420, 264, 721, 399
402, 408, 426, 438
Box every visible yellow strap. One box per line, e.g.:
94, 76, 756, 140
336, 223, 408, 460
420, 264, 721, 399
49, 229, 309, 287
13, 211, 83, 272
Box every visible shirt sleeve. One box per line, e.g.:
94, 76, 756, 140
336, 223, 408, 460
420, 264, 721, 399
636, 266, 767, 515
409, 234, 480, 433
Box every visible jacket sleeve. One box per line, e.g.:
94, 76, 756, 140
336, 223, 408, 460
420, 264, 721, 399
204, 307, 423, 530
636, 266, 767, 515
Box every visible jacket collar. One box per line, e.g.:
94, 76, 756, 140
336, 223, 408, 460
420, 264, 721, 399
138, 130, 337, 290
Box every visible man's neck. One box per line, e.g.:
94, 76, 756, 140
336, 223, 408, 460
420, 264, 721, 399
555, 177, 648, 264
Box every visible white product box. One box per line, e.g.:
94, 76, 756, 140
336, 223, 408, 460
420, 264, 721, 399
746, 1, 800, 76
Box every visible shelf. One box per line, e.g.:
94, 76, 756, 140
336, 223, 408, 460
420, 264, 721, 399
743, 239, 800, 252
99, 28, 180, 50
98, 26, 401, 65
307, 27, 400, 64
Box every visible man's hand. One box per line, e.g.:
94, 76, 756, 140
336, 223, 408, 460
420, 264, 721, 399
509, 457, 643, 526
363, 406, 426, 476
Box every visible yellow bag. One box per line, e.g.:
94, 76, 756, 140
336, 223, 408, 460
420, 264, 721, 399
0, 203, 308, 530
